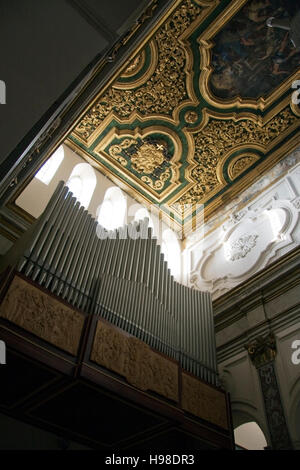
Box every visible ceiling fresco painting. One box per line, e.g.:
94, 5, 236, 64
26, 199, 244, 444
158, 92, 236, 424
68, 0, 300, 237
210, 0, 300, 99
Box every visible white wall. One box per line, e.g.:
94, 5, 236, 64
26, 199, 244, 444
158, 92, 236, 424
16, 143, 159, 228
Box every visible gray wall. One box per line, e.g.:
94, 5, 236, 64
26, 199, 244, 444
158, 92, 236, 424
0, 0, 150, 164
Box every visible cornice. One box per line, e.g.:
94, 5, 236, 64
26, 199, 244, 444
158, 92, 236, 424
214, 247, 300, 362
213, 246, 300, 318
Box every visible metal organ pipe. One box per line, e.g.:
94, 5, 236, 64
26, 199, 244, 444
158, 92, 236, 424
45, 200, 82, 290
7, 182, 219, 385
17, 181, 66, 274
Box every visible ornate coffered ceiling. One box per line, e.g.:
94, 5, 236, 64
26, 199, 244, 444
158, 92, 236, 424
67, 0, 300, 237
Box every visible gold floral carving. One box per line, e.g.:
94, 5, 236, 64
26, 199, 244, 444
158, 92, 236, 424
131, 142, 165, 174
108, 138, 173, 192
141, 169, 171, 190
181, 373, 228, 429
74, 0, 202, 141
113, 41, 159, 91
109, 138, 136, 166
176, 107, 297, 205
228, 154, 260, 180
65, 0, 299, 237
91, 320, 178, 402
121, 51, 146, 78
184, 111, 198, 123
0, 275, 84, 355
89, 125, 183, 203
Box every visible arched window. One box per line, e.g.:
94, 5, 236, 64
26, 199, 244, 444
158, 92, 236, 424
98, 186, 126, 231
161, 228, 181, 279
67, 175, 82, 200
134, 207, 154, 230
234, 422, 268, 450
35, 145, 64, 185
66, 163, 96, 209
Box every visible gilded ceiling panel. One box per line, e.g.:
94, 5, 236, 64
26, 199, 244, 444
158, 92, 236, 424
68, 0, 300, 237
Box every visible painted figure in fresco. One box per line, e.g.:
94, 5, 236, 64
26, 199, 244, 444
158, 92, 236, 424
210, 0, 300, 99
246, 0, 272, 23
267, 10, 300, 49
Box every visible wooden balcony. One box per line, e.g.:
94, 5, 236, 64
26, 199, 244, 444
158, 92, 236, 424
0, 269, 234, 450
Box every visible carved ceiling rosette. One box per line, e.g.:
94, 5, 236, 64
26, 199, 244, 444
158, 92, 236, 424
105, 136, 174, 194
93, 127, 184, 203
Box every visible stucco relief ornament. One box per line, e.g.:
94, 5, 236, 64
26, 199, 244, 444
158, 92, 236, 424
292, 197, 300, 210
189, 273, 199, 288
226, 233, 259, 262
231, 210, 246, 223
222, 210, 247, 231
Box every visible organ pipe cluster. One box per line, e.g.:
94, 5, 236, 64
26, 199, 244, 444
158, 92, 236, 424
2, 182, 219, 386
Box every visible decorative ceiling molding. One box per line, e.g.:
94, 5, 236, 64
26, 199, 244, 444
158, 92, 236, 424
68, 0, 300, 237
